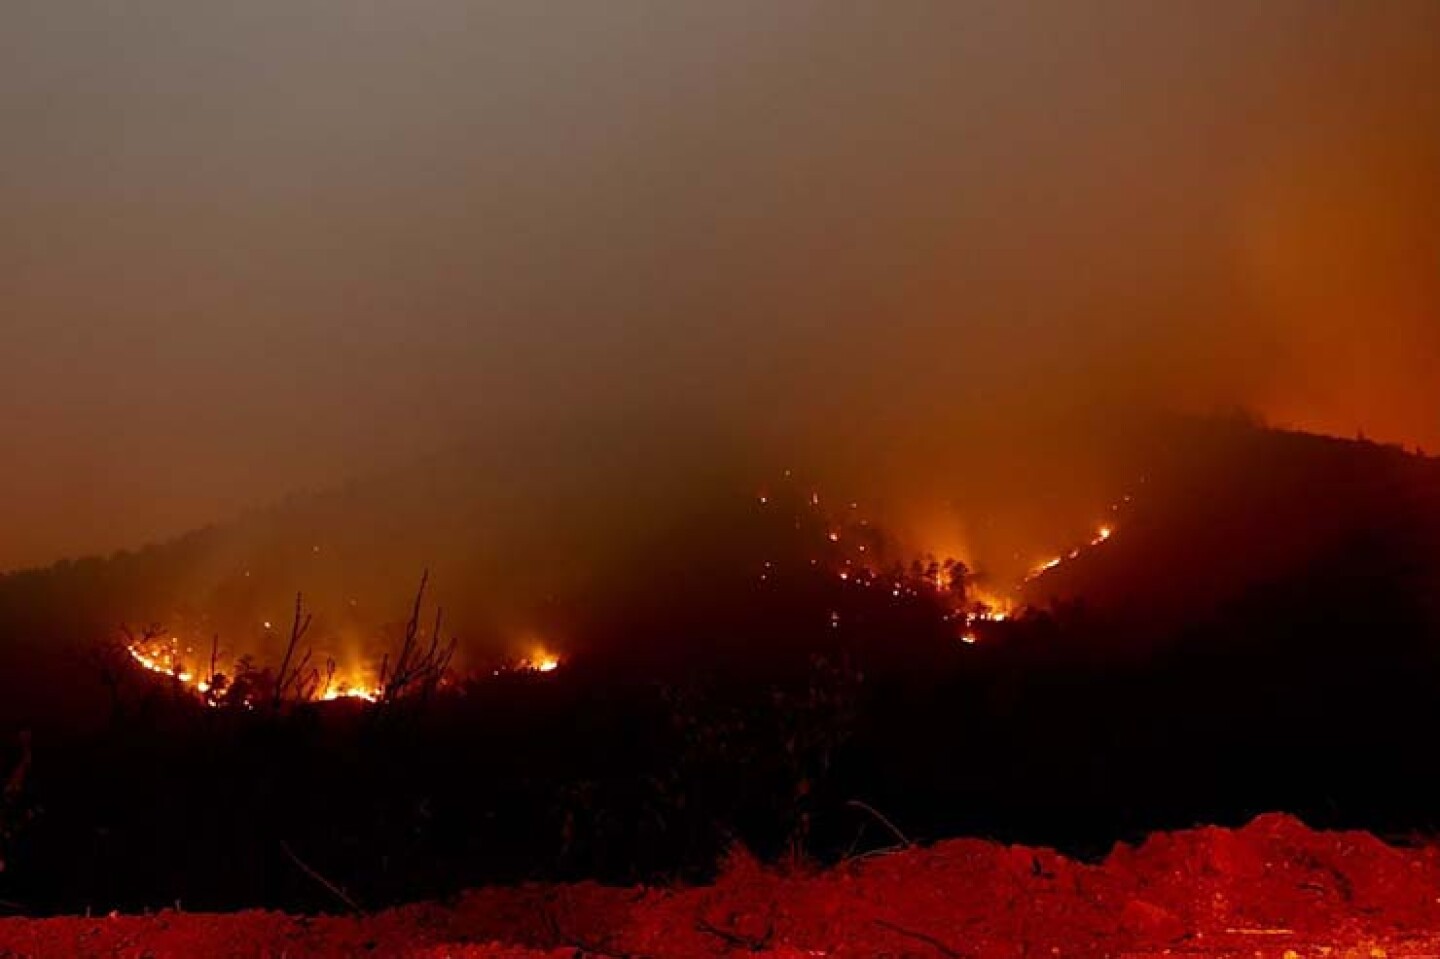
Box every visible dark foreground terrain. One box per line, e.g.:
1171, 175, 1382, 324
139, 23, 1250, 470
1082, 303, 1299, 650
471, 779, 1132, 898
1, 814, 1436, 957
5, 421, 1440, 923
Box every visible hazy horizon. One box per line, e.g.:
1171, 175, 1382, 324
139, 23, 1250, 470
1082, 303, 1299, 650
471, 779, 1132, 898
5, 1, 1439, 572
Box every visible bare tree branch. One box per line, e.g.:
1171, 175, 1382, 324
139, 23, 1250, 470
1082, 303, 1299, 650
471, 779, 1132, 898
379, 571, 456, 705
279, 840, 362, 915
272, 593, 314, 709
873, 918, 965, 958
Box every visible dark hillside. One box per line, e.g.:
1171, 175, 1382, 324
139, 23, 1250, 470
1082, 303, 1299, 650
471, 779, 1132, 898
5, 421, 1440, 913
1024, 419, 1440, 637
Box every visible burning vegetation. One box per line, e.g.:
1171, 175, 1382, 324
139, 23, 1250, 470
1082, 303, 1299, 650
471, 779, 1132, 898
118, 476, 1125, 702
122, 573, 563, 710
753, 476, 1130, 646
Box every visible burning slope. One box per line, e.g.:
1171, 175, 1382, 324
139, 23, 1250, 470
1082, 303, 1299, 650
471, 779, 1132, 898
82, 420, 1440, 717
122, 588, 564, 709
124, 632, 385, 704
119, 476, 1122, 699
755, 479, 1133, 645
751, 482, 1018, 647
123, 630, 564, 707
1018, 421, 1440, 628
1024, 518, 1117, 582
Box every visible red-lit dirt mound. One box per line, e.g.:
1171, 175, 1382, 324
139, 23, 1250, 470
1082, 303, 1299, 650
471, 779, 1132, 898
4, 814, 1439, 957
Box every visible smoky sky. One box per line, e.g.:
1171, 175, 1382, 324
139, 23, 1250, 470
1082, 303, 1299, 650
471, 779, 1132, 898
3, 1, 1439, 573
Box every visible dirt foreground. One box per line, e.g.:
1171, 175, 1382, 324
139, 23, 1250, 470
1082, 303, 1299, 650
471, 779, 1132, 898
4, 814, 1440, 957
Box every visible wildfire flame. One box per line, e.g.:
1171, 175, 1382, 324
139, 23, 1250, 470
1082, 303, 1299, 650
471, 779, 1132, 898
1024, 519, 1120, 583
125, 631, 561, 707
126, 639, 194, 685
518, 650, 562, 673
759, 482, 1025, 645
759, 478, 1132, 646
124, 635, 385, 706
126, 483, 1126, 697
318, 679, 383, 703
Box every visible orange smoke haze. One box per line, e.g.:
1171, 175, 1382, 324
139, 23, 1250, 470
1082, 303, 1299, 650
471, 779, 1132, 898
2, 1, 1438, 581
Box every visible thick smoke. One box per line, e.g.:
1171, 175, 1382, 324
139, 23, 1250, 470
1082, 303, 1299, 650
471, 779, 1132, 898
3, 1, 1438, 588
